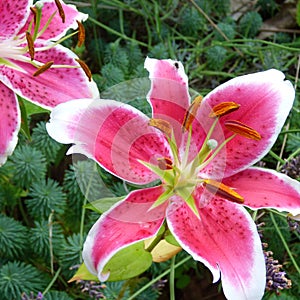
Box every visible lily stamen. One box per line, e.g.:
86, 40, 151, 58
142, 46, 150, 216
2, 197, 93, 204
225, 120, 261, 140
209, 101, 240, 118
75, 58, 92, 81
149, 118, 172, 136
203, 179, 244, 204
55, 0, 66, 23
182, 95, 202, 131
33, 61, 54, 76
26, 31, 35, 60
76, 20, 85, 47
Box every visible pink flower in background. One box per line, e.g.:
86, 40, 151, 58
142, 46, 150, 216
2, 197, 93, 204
0, 0, 98, 165
47, 57, 300, 299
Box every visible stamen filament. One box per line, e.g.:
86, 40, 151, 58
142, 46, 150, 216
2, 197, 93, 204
36, 11, 57, 40
32, 4, 42, 40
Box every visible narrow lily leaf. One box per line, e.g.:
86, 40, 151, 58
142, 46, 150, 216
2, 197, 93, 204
18, 97, 31, 140
68, 263, 99, 282
21, 97, 50, 116
102, 241, 152, 281
84, 196, 126, 213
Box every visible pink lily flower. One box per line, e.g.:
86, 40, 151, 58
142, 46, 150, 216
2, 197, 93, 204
0, 0, 98, 165
46, 57, 300, 299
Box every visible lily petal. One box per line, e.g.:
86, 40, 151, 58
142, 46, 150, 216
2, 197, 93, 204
0, 82, 20, 166
82, 186, 166, 281
19, 0, 88, 41
0, 43, 98, 109
145, 57, 190, 139
0, 0, 32, 39
198, 69, 295, 178
46, 99, 171, 184
167, 196, 265, 300
223, 167, 300, 216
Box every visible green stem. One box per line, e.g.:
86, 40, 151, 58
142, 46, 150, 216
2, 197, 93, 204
127, 256, 191, 300
268, 150, 286, 165
170, 256, 176, 300
270, 212, 300, 274
42, 267, 61, 295
88, 16, 148, 47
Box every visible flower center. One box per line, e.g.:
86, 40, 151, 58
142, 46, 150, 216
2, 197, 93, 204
142, 98, 261, 218
0, 2, 90, 80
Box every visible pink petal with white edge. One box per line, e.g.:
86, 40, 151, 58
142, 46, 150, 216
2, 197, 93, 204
82, 186, 167, 281
0, 43, 98, 109
18, 0, 88, 41
145, 57, 190, 138
167, 196, 265, 300
0, 82, 20, 166
46, 99, 172, 184
223, 167, 300, 216
197, 69, 295, 179
0, 0, 32, 39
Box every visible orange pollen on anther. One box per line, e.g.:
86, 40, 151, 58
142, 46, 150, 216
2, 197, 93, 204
182, 95, 203, 131
75, 58, 92, 82
55, 0, 66, 23
26, 31, 35, 61
149, 118, 172, 136
33, 61, 54, 76
209, 101, 240, 118
157, 157, 173, 170
225, 120, 261, 141
76, 20, 85, 47
203, 179, 244, 204
30, 7, 37, 24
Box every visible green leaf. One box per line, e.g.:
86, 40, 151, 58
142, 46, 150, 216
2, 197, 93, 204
103, 241, 152, 281
68, 263, 98, 282
21, 97, 50, 116
84, 196, 126, 213
18, 97, 31, 140
164, 232, 181, 247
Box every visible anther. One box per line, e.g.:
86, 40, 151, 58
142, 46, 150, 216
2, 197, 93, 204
209, 101, 240, 118
203, 179, 244, 203
157, 157, 173, 170
182, 95, 203, 131
26, 31, 35, 61
33, 61, 54, 76
225, 120, 261, 140
55, 0, 65, 23
75, 59, 92, 81
76, 21, 85, 47
149, 118, 172, 136
30, 7, 38, 24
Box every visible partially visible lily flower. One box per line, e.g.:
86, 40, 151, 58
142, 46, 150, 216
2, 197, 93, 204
47, 57, 300, 300
0, 0, 98, 165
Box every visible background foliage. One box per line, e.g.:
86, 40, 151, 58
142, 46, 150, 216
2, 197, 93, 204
0, 0, 300, 299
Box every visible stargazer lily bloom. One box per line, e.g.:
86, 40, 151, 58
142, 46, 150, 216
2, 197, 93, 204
46, 57, 300, 300
0, 0, 98, 165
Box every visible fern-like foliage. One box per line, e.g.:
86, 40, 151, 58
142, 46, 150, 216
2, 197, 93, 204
0, 261, 49, 300
44, 291, 74, 300
26, 178, 66, 219
58, 233, 84, 278
9, 145, 46, 188
206, 46, 228, 70
239, 11, 263, 38
32, 122, 62, 163
0, 214, 28, 259
29, 219, 64, 259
